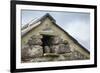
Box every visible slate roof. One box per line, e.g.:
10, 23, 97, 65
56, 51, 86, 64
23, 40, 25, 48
21, 13, 90, 54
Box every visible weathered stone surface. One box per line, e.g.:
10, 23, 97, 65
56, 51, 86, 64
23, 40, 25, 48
27, 38, 42, 45
70, 50, 88, 60
30, 57, 52, 62
51, 45, 59, 53
44, 53, 59, 57
59, 44, 71, 53
21, 45, 30, 59
28, 45, 43, 58
63, 40, 69, 44
21, 45, 43, 59
51, 36, 63, 44
27, 38, 33, 46
31, 35, 43, 39
53, 55, 65, 61
44, 46, 51, 53
51, 44, 71, 54
32, 38, 42, 45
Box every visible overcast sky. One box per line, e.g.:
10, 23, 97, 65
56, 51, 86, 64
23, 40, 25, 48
21, 10, 90, 51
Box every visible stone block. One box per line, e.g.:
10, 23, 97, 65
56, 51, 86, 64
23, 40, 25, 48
51, 44, 71, 54
21, 45, 43, 59
21, 45, 30, 59
28, 45, 43, 58
27, 38, 42, 45
51, 36, 63, 45
44, 46, 51, 53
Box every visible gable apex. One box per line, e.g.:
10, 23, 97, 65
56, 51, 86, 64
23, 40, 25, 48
40, 13, 56, 23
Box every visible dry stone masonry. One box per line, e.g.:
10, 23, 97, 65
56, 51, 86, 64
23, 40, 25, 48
21, 34, 89, 62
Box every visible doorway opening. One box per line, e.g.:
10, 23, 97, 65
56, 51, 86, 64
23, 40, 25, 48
41, 35, 53, 53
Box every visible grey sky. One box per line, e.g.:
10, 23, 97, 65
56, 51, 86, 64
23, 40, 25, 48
21, 10, 90, 51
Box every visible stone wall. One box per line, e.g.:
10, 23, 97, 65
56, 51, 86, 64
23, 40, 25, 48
21, 35, 89, 62
21, 35, 43, 60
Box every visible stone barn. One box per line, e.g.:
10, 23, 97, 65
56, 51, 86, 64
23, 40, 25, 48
21, 13, 90, 62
